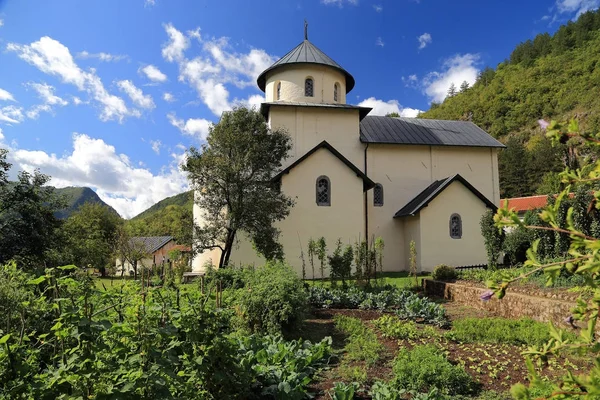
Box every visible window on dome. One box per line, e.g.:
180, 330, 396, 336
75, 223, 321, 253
305, 78, 314, 97
334, 82, 340, 102
276, 81, 281, 100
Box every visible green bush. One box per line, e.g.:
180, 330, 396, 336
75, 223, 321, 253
446, 317, 562, 346
390, 345, 476, 395
431, 265, 457, 281
234, 262, 308, 334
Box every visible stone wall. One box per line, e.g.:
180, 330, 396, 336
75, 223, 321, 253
423, 279, 588, 331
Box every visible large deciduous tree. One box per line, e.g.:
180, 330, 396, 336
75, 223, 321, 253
0, 148, 63, 270
183, 107, 294, 268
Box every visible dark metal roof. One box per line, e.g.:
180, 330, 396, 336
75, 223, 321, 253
394, 174, 497, 218
260, 101, 372, 120
130, 236, 174, 254
360, 116, 505, 148
273, 140, 375, 191
257, 40, 355, 93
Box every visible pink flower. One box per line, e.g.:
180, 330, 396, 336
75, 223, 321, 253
538, 119, 550, 130
480, 290, 494, 301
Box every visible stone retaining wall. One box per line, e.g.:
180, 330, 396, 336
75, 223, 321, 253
423, 279, 587, 331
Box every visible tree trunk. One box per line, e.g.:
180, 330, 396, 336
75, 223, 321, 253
219, 229, 237, 268
133, 260, 138, 280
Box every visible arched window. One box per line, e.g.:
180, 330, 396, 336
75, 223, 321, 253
449, 213, 462, 239
305, 78, 314, 97
334, 82, 340, 102
373, 184, 383, 206
276, 81, 281, 100
316, 176, 330, 206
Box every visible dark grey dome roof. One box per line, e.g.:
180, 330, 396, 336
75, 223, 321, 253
257, 39, 355, 93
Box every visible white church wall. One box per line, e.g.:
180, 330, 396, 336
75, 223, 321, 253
264, 64, 347, 104
402, 215, 422, 272
418, 181, 489, 270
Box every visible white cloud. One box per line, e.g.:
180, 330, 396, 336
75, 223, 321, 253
188, 27, 201, 41
25, 82, 68, 119
8, 36, 138, 122
145, 0, 156, 7
402, 74, 419, 88
77, 51, 128, 62
116, 80, 155, 110
0, 19, 3, 27
321, 0, 358, 6
168, 112, 212, 141
418, 33, 432, 50
357, 97, 422, 118
0, 88, 15, 102
162, 22, 190, 62
373, 4, 383, 12
0, 106, 24, 124
9, 133, 188, 218
0, 128, 4, 142
163, 92, 175, 102
422, 53, 480, 103
150, 139, 161, 154
556, 0, 599, 17
140, 64, 167, 83
72, 96, 83, 105
376, 37, 385, 47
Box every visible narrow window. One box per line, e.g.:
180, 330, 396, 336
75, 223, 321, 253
305, 78, 314, 97
316, 176, 330, 206
334, 82, 339, 102
373, 184, 384, 206
450, 213, 462, 239
276, 81, 281, 100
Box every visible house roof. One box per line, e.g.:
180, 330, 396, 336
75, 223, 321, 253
130, 236, 174, 254
360, 116, 506, 148
260, 101, 372, 120
500, 194, 575, 213
394, 174, 497, 218
272, 140, 376, 191
257, 39, 355, 93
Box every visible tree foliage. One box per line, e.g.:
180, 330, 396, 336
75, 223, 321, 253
480, 209, 504, 270
183, 107, 293, 268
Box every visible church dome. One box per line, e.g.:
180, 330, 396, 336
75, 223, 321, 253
257, 39, 355, 94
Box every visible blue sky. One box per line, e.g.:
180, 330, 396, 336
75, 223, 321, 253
0, 0, 595, 217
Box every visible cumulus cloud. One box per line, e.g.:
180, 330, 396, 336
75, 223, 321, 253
357, 97, 422, 118
163, 92, 175, 102
116, 80, 155, 109
8, 133, 188, 218
25, 82, 69, 119
417, 33, 432, 50
76, 51, 128, 62
162, 24, 276, 116
422, 53, 480, 103
0, 88, 15, 102
140, 64, 167, 83
0, 106, 24, 124
167, 112, 212, 141
8, 36, 139, 122
556, 0, 599, 17
150, 139, 161, 154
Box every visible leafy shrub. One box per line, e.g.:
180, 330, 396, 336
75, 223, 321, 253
328, 239, 353, 285
446, 317, 562, 346
431, 265, 457, 281
390, 345, 476, 395
234, 262, 308, 334
204, 264, 251, 289
334, 315, 383, 366
374, 315, 438, 340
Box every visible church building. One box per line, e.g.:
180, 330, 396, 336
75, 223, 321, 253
192, 31, 504, 275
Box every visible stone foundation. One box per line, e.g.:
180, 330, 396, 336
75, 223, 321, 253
423, 279, 589, 331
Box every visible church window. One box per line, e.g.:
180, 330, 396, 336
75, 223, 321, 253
316, 176, 330, 206
374, 184, 383, 206
276, 81, 281, 100
450, 213, 462, 239
305, 78, 314, 97
334, 82, 340, 102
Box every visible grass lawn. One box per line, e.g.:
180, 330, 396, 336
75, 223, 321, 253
94, 277, 132, 290
305, 271, 429, 288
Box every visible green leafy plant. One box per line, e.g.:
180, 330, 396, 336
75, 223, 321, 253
431, 265, 457, 281
316, 237, 328, 282
374, 315, 438, 340
334, 315, 383, 366
480, 209, 505, 270
329, 381, 359, 400
329, 239, 353, 286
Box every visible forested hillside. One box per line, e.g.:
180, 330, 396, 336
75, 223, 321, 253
54, 186, 119, 219
126, 191, 193, 245
419, 9, 600, 198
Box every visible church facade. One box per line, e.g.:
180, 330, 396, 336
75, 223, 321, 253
192, 34, 504, 275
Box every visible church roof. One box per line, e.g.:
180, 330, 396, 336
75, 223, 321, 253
257, 39, 355, 93
129, 236, 174, 254
260, 101, 372, 120
360, 116, 506, 148
394, 174, 497, 218
272, 140, 375, 191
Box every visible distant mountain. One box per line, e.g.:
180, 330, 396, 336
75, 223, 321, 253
54, 186, 119, 219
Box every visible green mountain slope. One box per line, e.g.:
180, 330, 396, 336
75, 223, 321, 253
419, 9, 600, 198
54, 186, 119, 219
126, 191, 193, 245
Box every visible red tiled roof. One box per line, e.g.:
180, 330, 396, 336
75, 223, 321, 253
171, 244, 191, 252
500, 195, 548, 212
